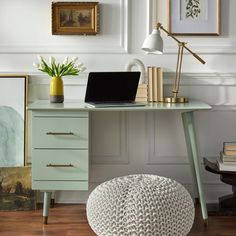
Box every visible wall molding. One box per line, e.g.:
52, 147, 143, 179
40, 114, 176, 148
0, 0, 129, 54
145, 111, 236, 165
148, 0, 236, 55
28, 72, 236, 86
90, 112, 129, 164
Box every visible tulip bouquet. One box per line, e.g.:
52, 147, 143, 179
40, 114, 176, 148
33, 56, 86, 103
33, 55, 86, 77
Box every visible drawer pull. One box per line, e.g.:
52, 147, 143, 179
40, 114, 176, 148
46, 164, 74, 168
46, 132, 74, 136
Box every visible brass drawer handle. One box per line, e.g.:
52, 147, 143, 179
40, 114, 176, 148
46, 164, 74, 168
46, 132, 74, 136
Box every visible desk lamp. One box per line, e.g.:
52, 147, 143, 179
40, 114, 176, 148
142, 22, 206, 103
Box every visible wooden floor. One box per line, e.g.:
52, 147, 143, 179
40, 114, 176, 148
0, 204, 236, 236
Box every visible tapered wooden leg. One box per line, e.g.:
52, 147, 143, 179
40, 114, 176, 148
43, 216, 48, 225
43, 192, 51, 224
50, 192, 55, 208
182, 111, 208, 224
182, 112, 200, 200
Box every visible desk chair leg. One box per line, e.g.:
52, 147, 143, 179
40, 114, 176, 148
43, 192, 52, 224
182, 111, 208, 223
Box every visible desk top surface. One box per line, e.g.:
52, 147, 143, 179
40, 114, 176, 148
28, 100, 211, 112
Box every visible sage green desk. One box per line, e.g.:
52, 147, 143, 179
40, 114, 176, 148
28, 100, 211, 224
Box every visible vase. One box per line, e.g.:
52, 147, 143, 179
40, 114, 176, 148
49, 76, 64, 103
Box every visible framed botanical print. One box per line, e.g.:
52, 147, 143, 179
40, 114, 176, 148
168, 0, 221, 35
0, 75, 28, 167
52, 2, 99, 35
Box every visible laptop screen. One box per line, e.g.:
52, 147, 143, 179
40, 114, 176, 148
85, 72, 141, 103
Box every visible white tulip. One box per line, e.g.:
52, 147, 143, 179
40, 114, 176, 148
63, 56, 69, 65
33, 62, 40, 68
49, 56, 56, 65
39, 63, 45, 70
76, 63, 84, 68
37, 55, 43, 62
80, 67, 86, 73
71, 56, 78, 63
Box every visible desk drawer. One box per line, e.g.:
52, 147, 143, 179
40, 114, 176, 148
32, 117, 88, 148
32, 149, 88, 181
32, 180, 88, 191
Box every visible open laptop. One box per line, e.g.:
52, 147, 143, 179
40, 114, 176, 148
85, 72, 145, 107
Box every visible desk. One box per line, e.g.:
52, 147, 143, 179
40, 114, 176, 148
28, 100, 211, 224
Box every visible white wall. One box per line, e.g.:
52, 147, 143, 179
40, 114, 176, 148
2, 0, 236, 203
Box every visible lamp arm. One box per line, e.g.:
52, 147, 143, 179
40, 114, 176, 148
156, 23, 206, 65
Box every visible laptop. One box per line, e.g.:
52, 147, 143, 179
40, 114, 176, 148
85, 72, 145, 107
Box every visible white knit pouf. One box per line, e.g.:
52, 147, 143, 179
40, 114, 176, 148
86, 174, 194, 236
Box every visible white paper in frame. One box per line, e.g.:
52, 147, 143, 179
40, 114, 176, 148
168, 0, 220, 36
0, 75, 28, 167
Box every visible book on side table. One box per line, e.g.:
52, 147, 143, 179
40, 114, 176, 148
215, 142, 236, 171
217, 156, 236, 172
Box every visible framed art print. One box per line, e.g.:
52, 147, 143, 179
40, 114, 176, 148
0, 75, 28, 167
0, 167, 36, 211
52, 2, 99, 35
168, 0, 220, 35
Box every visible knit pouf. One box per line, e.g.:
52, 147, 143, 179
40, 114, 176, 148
86, 174, 194, 236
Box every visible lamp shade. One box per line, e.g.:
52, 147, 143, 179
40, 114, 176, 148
142, 29, 163, 54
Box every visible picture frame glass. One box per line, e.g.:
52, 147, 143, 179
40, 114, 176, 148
0, 76, 28, 167
168, 0, 220, 35
60, 8, 93, 28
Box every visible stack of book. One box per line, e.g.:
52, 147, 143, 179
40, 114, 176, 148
147, 66, 163, 102
135, 84, 148, 102
217, 142, 236, 171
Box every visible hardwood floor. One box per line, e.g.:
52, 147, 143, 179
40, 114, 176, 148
0, 204, 236, 236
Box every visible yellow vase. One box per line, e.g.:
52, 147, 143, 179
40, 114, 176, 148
50, 76, 64, 103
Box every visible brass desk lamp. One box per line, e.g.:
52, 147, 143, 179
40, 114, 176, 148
142, 22, 206, 103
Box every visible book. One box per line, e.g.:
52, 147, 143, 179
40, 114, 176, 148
152, 67, 158, 102
223, 142, 236, 151
217, 157, 236, 172
147, 67, 153, 102
224, 150, 236, 156
220, 151, 236, 163
135, 84, 148, 102
157, 67, 163, 102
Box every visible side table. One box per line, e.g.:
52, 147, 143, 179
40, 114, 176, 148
204, 158, 236, 215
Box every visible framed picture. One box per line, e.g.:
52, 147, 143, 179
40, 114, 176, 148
168, 0, 220, 35
52, 2, 99, 35
0, 167, 36, 211
0, 75, 28, 167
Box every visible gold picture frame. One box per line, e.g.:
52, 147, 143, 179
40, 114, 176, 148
52, 2, 99, 35
168, 0, 221, 36
0, 75, 28, 167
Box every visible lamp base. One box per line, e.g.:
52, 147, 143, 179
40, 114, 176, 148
164, 97, 188, 103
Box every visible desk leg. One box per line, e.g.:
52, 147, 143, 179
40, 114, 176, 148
51, 191, 55, 208
43, 192, 51, 224
182, 111, 208, 224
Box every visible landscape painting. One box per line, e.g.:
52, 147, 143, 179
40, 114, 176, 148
0, 167, 36, 211
60, 9, 92, 28
0, 75, 28, 167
